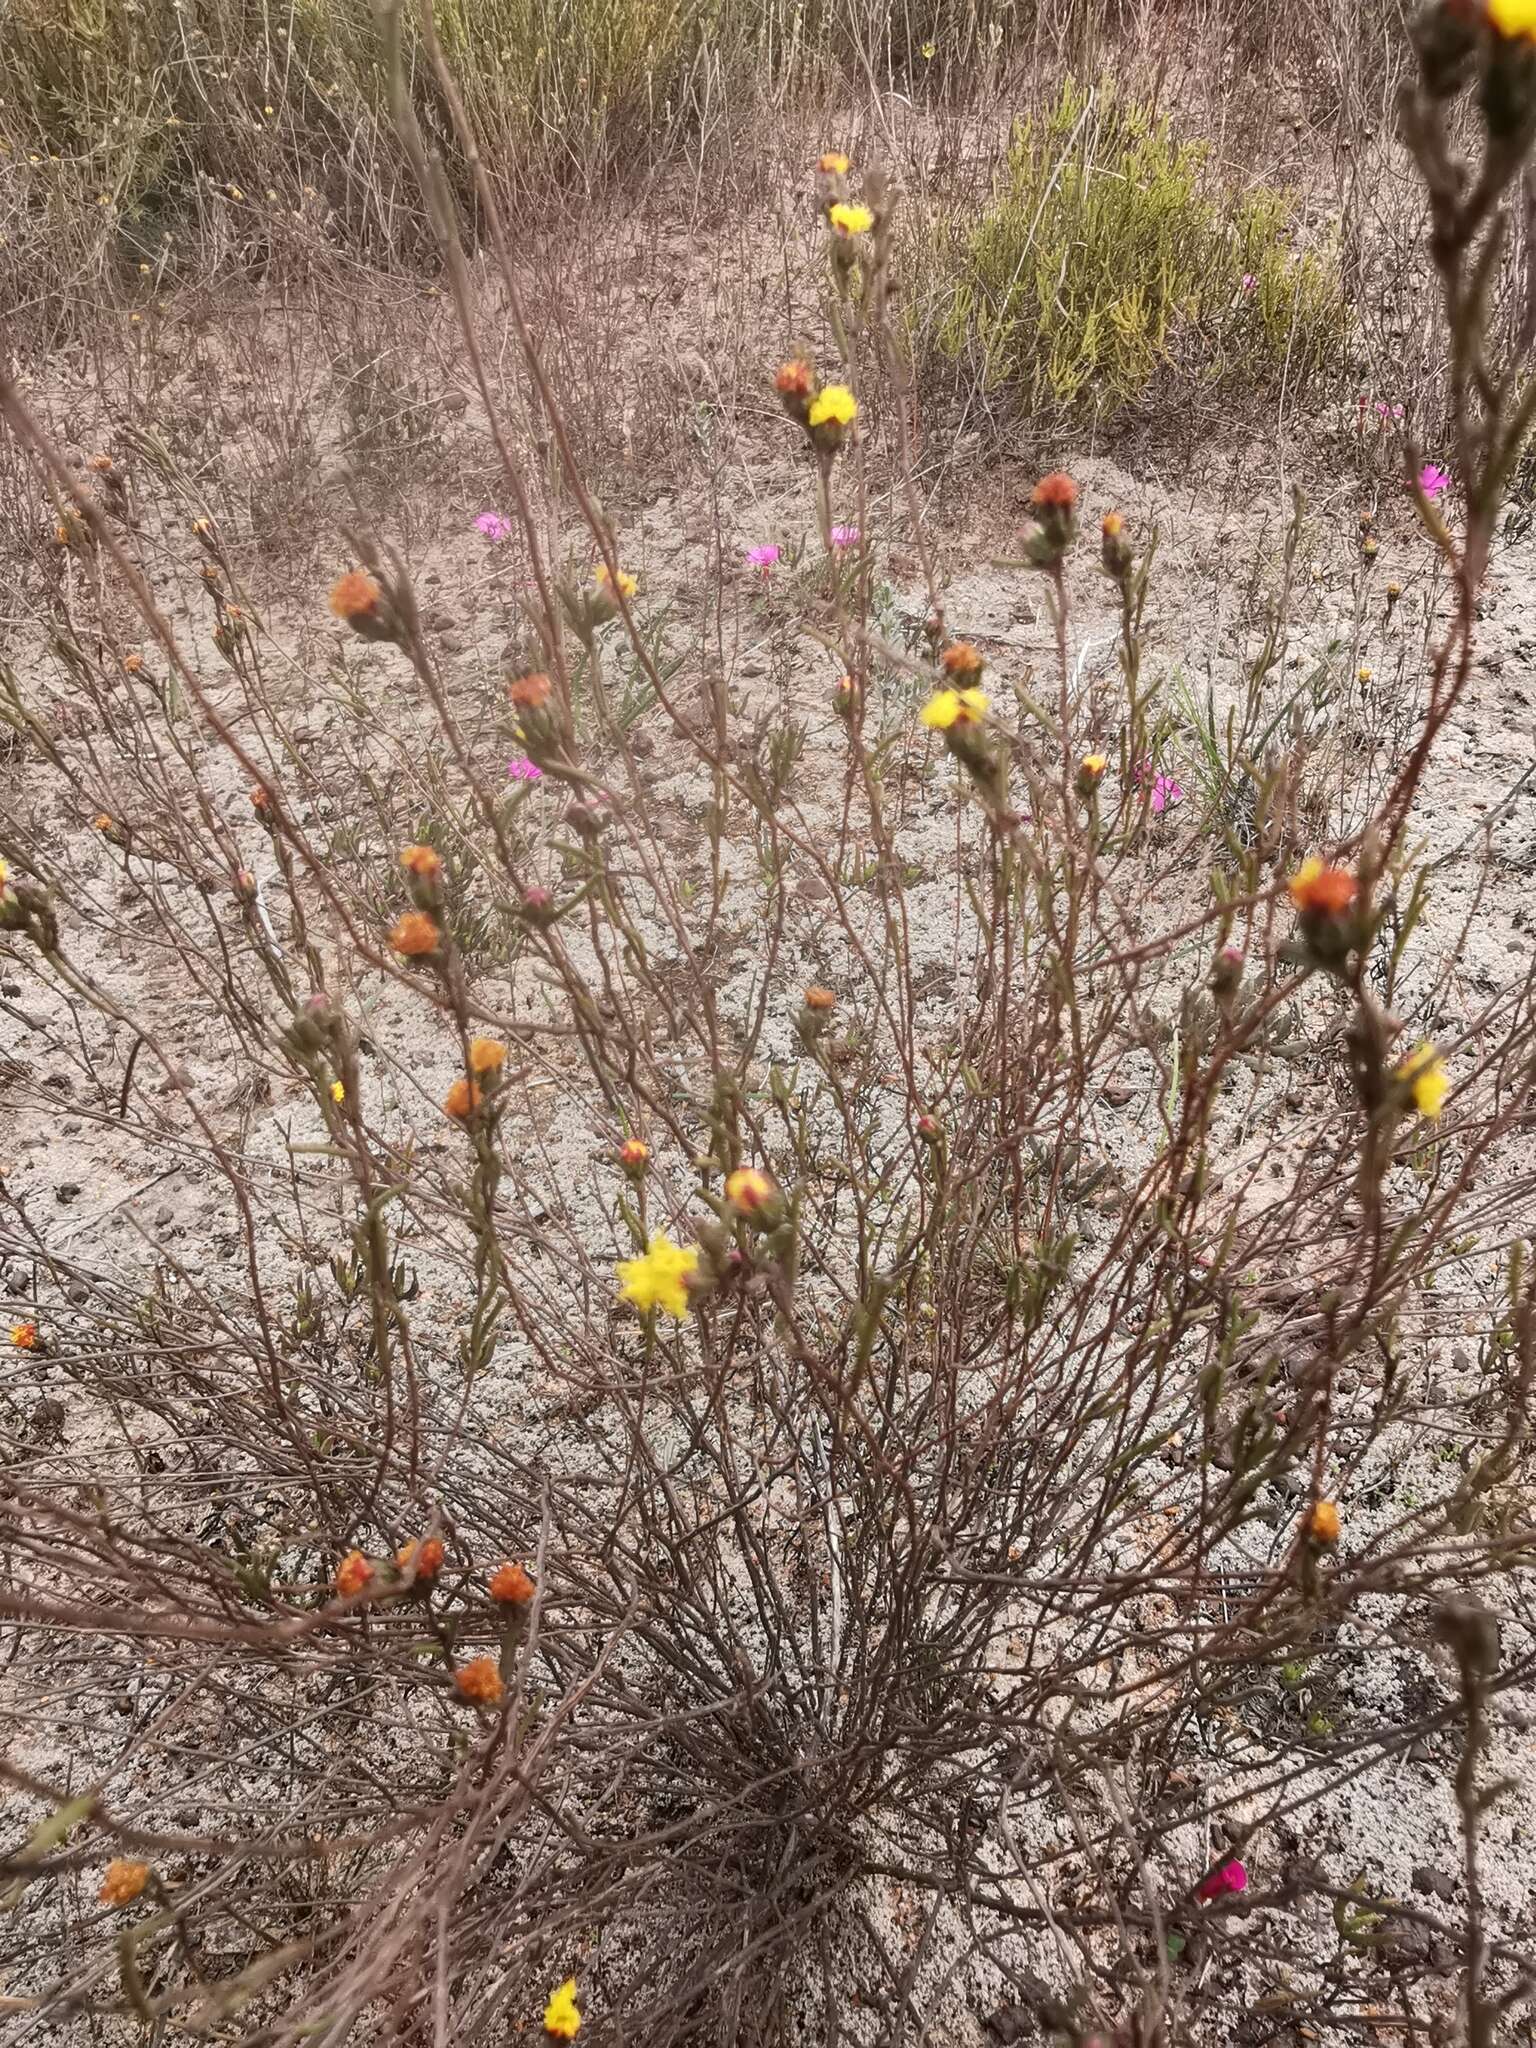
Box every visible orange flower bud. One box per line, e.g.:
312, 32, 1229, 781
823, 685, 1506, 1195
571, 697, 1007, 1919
399, 844, 443, 879
455, 1655, 505, 1706
329, 569, 382, 622
335, 1550, 373, 1598
389, 911, 441, 958
619, 1138, 650, 1173
99, 1859, 150, 1907
468, 1037, 507, 1075
803, 985, 836, 1012
398, 1537, 446, 1582
509, 671, 552, 710
489, 1561, 536, 1605
443, 1077, 482, 1120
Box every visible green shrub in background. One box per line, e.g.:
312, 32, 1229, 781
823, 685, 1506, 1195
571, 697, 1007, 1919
915, 78, 1350, 417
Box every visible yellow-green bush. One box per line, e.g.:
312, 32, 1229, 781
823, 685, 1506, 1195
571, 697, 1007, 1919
914, 78, 1350, 416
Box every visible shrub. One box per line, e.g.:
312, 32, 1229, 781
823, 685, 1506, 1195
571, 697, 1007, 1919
913, 76, 1350, 416
2, 8, 1535, 2044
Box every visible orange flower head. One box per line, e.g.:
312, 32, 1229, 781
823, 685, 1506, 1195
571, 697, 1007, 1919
509, 670, 552, 710
455, 1655, 504, 1706
250, 786, 271, 813
775, 358, 814, 399
89, 453, 115, 474
804, 985, 836, 1012
389, 911, 441, 958
940, 641, 984, 682
489, 1561, 537, 1605
1287, 858, 1357, 918
93, 814, 114, 833
444, 1077, 483, 1120
817, 151, 850, 174
335, 1550, 373, 1598
1031, 471, 1078, 511
329, 569, 382, 622
399, 843, 443, 879
1306, 1500, 1341, 1546
122, 653, 143, 674
9, 1323, 40, 1351
398, 1536, 446, 1581
619, 1138, 650, 1172
725, 1166, 778, 1215
1101, 511, 1124, 539
99, 1860, 150, 1908
468, 1036, 507, 1075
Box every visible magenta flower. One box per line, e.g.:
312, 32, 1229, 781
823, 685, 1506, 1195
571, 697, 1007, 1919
1133, 759, 1184, 814
1419, 462, 1450, 501
830, 524, 861, 549
1196, 1858, 1248, 1903
1240, 273, 1257, 294
1375, 401, 1404, 423
744, 544, 781, 572
506, 755, 543, 782
476, 512, 513, 542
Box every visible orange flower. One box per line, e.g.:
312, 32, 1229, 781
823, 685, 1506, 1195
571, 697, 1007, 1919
619, 1138, 650, 1172
398, 1536, 446, 1581
940, 641, 984, 682
509, 671, 552, 709
444, 1077, 482, 1120
804, 985, 836, 1011
817, 151, 850, 174
489, 1561, 536, 1605
775, 358, 814, 399
9, 1323, 40, 1351
88, 453, 115, 474
335, 1550, 373, 1598
399, 844, 443, 879
389, 911, 441, 957
455, 1655, 504, 1706
93, 814, 114, 833
1287, 858, 1357, 917
99, 1860, 150, 1908
468, 1037, 507, 1075
1031, 471, 1078, 510
1305, 1501, 1341, 1546
122, 652, 143, 674
329, 569, 382, 622
250, 786, 271, 814
724, 1166, 778, 1215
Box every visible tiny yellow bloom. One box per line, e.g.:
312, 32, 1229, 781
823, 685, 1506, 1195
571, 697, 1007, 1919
616, 1233, 699, 1319
330, 1079, 346, 1104
921, 39, 936, 57
1398, 1044, 1448, 1120
544, 1978, 582, 2038
1081, 753, 1107, 777
1489, 0, 1536, 36
594, 563, 637, 599
227, 185, 245, 200
828, 202, 874, 237
919, 687, 988, 731
807, 384, 857, 429
1357, 665, 1373, 684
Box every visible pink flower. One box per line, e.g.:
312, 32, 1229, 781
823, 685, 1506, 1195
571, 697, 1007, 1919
1419, 462, 1450, 501
1133, 760, 1184, 814
1196, 1858, 1247, 1903
830, 525, 861, 549
1375, 401, 1403, 423
476, 512, 513, 542
1240, 274, 1257, 293
744, 544, 781, 572
507, 756, 543, 782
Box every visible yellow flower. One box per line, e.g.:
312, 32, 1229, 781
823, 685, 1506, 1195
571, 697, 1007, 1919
1081, 753, 1107, 777
616, 1233, 699, 1319
330, 1079, 345, 1104
468, 1036, 507, 1075
807, 384, 857, 429
544, 1979, 582, 2038
921, 39, 936, 57
828, 202, 873, 236
594, 563, 637, 599
1398, 1044, 1448, 1120
1489, 0, 1536, 35
919, 687, 988, 730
